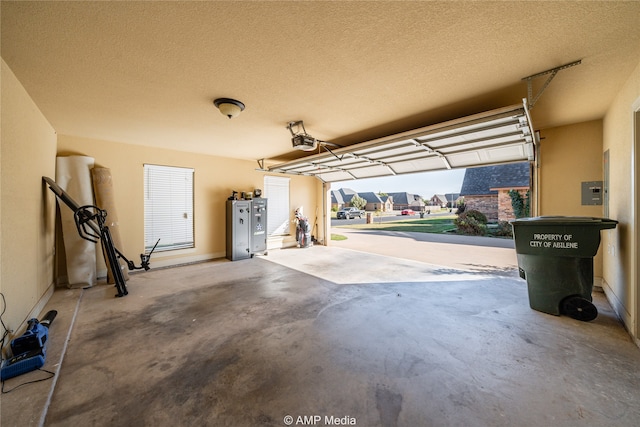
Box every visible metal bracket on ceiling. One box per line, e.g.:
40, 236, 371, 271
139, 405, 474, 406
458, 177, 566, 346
257, 158, 267, 171
522, 59, 582, 109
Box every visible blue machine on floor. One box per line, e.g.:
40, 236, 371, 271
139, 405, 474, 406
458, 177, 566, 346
1, 310, 57, 381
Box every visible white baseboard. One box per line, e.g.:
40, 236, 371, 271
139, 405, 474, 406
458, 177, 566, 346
601, 278, 636, 345
2, 281, 56, 352
59, 235, 300, 283
145, 252, 224, 270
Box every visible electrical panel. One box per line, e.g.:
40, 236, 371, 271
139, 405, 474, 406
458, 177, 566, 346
581, 181, 603, 206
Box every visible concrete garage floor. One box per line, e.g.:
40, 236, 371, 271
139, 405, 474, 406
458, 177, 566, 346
2, 235, 640, 426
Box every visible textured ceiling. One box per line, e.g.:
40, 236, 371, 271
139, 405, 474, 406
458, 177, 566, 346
2, 1, 640, 165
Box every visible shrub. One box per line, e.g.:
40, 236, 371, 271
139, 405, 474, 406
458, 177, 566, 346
492, 221, 513, 237
454, 210, 488, 236
463, 209, 487, 224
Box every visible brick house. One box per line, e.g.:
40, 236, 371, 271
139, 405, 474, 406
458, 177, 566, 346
445, 193, 463, 208
387, 192, 424, 211
331, 188, 358, 210
378, 195, 394, 212
430, 193, 462, 208
429, 194, 448, 207
495, 187, 529, 221
358, 191, 386, 212
331, 189, 394, 212
459, 162, 531, 222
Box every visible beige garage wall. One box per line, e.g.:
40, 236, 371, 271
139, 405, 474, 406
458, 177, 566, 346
538, 120, 605, 278
57, 135, 321, 274
1, 59, 57, 334
538, 120, 604, 216
602, 58, 640, 339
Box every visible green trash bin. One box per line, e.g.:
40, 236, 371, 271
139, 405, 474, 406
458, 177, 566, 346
510, 216, 617, 321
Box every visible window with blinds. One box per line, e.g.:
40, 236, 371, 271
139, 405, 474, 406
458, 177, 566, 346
144, 164, 194, 251
264, 175, 290, 235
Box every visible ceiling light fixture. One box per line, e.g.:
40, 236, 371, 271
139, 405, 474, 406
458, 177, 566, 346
213, 98, 245, 119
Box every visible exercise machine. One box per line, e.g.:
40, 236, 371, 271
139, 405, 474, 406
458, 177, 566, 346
43, 176, 158, 297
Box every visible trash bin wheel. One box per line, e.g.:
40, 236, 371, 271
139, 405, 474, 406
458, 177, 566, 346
561, 296, 598, 322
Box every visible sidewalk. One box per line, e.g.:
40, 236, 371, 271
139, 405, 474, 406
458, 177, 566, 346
329, 228, 518, 275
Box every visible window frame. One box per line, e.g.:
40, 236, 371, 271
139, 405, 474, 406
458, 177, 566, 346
143, 164, 195, 252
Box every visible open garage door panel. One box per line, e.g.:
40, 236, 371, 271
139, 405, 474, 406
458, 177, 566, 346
267, 100, 535, 182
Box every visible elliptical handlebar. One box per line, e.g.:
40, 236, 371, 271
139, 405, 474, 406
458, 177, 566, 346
73, 205, 104, 243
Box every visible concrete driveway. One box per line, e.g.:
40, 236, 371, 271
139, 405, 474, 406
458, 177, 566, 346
329, 228, 518, 275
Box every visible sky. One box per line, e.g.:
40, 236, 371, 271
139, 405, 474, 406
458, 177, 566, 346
332, 168, 467, 198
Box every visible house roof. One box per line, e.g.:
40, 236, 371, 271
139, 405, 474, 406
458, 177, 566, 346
460, 162, 530, 196
339, 188, 357, 203
330, 190, 344, 205
387, 192, 421, 205
357, 192, 383, 204
331, 188, 360, 204
432, 195, 449, 204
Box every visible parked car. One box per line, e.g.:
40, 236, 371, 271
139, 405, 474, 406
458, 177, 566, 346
336, 207, 364, 219
401, 209, 415, 215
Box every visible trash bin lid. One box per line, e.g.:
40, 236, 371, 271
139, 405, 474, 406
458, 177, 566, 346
511, 216, 618, 229
511, 216, 617, 257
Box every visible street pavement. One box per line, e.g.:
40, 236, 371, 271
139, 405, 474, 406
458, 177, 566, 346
330, 210, 453, 227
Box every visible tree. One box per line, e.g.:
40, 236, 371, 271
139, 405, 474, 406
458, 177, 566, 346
350, 195, 367, 210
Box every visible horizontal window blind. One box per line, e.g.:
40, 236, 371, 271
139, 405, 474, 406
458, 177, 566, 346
264, 175, 290, 235
144, 164, 194, 251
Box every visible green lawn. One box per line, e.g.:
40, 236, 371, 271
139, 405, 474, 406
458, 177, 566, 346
335, 215, 458, 234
